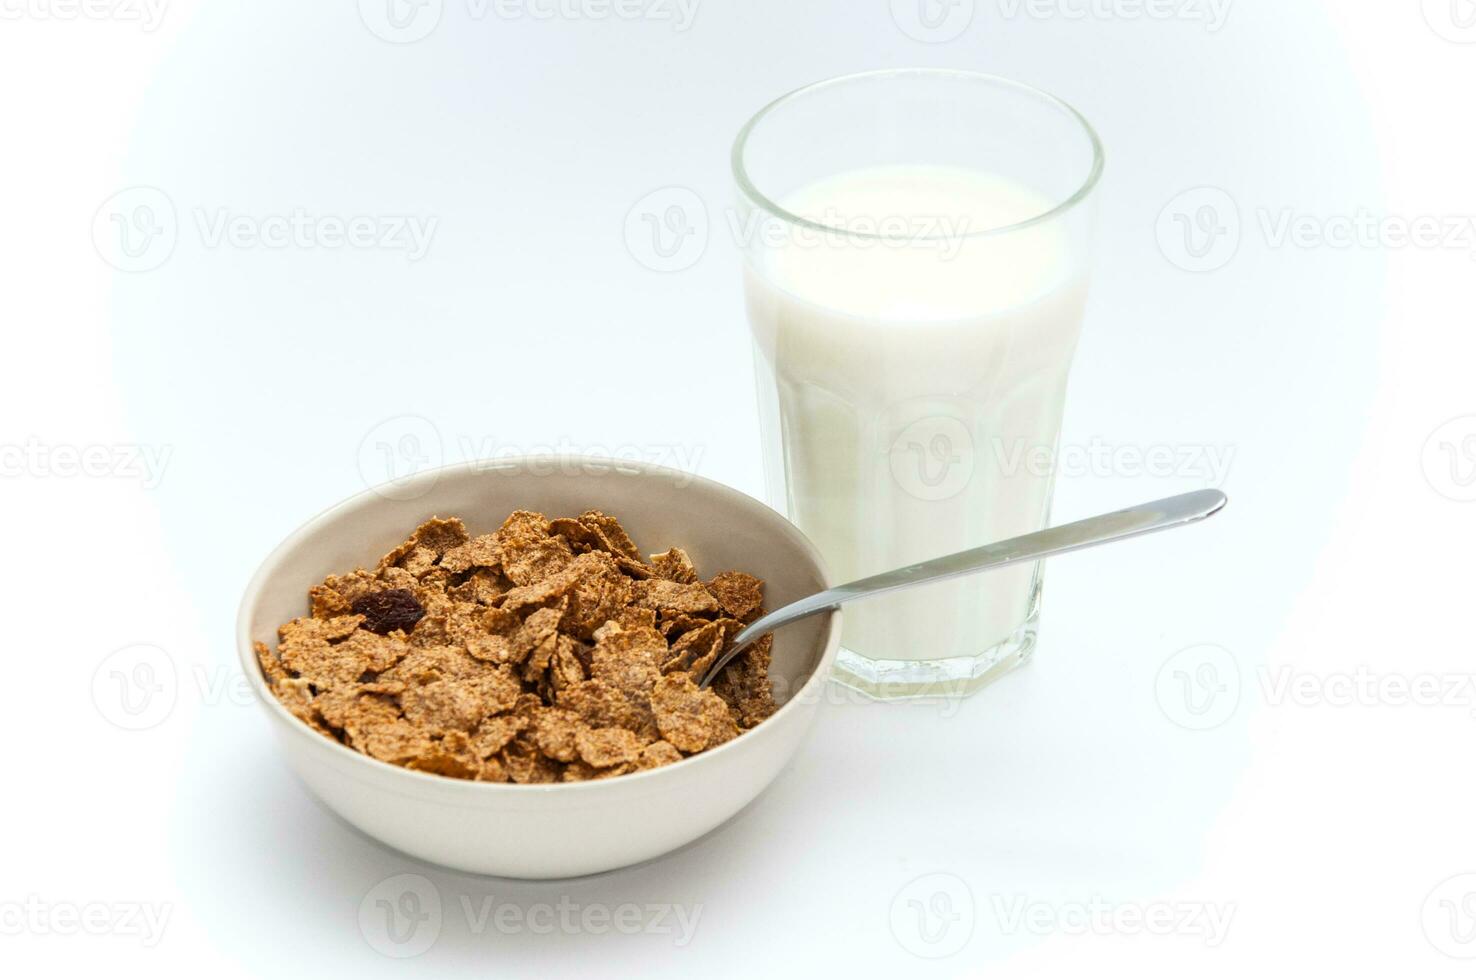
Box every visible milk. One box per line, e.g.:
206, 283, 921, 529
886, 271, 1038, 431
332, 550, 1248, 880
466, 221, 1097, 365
744, 165, 1090, 680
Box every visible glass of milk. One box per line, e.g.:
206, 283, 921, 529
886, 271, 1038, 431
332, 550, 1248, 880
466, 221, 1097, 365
733, 69, 1103, 699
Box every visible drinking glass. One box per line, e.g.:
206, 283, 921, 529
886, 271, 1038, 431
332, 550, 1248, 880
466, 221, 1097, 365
733, 69, 1103, 699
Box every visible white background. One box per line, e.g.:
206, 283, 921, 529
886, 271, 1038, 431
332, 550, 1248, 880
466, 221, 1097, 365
2, 0, 1474, 975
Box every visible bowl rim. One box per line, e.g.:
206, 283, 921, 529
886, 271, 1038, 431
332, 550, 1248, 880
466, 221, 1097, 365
236, 455, 842, 795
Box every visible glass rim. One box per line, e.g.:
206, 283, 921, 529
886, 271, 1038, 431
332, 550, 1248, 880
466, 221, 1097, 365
731, 68, 1105, 243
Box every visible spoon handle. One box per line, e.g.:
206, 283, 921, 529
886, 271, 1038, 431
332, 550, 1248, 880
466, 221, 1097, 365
698, 489, 1227, 688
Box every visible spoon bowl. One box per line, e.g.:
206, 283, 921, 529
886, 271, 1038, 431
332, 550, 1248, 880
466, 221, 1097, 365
238, 457, 841, 879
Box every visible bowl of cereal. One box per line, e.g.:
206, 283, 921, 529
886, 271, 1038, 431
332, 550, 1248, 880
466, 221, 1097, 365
237, 456, 840, 878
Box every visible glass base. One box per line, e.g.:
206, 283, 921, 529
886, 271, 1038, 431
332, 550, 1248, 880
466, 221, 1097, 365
829, 612, 1039, 701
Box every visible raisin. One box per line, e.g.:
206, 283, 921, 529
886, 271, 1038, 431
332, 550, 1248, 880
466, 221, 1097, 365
351, 589, 424, 635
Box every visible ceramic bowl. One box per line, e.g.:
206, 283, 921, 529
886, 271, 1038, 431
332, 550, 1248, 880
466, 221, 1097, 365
237, 457, 840, 878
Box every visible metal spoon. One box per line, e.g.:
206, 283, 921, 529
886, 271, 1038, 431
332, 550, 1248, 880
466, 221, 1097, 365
696, 489, 1228, 689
